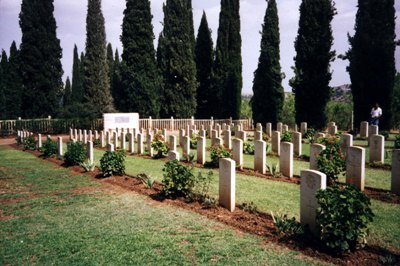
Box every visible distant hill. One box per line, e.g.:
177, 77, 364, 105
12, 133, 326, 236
331, 84, 351, 102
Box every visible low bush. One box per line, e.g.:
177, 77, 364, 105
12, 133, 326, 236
41, 137, 57, 157
395, 135, 400, 149
138, 173, 157, 189
162, 160, 196, 198
317, 137, 346, 185
243, 141, 255, 155
272, 213, 304, 237
100, 150, 126, 177
379, 130, 389, 140
267, 162, 280, 177
304, 128, 317, 143
81, 160, 95, 172
281, 131, 291, 142
64, 141, 86, 166
190, 133, 198, 149
151, 135, 169, 159
23, 135, 37, 150
209, 146, 232, 167
239, 201, 258, 214
316, 185, 374, 253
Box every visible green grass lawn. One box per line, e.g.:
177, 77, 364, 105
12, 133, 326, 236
0, 145, 327, 265
91, 147, 400, 251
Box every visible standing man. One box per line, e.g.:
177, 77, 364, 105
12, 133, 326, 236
370, 103, 383, 126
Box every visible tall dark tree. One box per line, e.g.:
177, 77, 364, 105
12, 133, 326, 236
290, 0, 336, 129
84, 0, 114, 114
111, 49, 123, 111
120, 0, 160, 117
159, 0, 197, 118
19, 0, 64, 118
251, 0, 284, 128
345, 0, 396, 130
187, 0, 195, 53
195, 12, 214, 118
0, 51, 7, 119
64, 76, 72, 107
71, 45, 84, 103
212, 0, 242, 119
106, 43, 114, 84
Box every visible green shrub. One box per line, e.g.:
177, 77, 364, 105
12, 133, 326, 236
162, 160, 196, 198
272, 213, 304, 237
100, 150, 126, 177
379, 130, 389, 140
239, 201, 258, 213
304, 128, 317, 143
81, 160, 95, 172
64, 141, 86, 166
317, 137, 346, 185
243, 141, 255, 154
193, 171, 213, 200
151, 135, 169, 159
23, 135, 37, 150
190, 133, 198, 149
41, 137, 57, 157
316, 185, 374, 253
281, 131, 291, 142
138, 173, 157, 189
209, 146, 232, 167
395, 135, 400, 149
267, 162, 280, 177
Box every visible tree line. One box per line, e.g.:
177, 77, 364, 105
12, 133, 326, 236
0, 0, 397, 130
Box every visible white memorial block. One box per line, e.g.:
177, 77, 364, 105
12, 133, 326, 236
254, 140, 266, 174
346, 146, 365, 191
300, 170, 326, 235
137, 133, 144, 154
57, 137, 63, 159
87, 141, 94, 164
169, 135, 177, 152
300, 122, 307, 135
292, 132, 302, 156
107, 143, 114, 152
280, 142, 293, 178
223, 130, 232, 149
391, 150, 400, 195
232, 138, 243, 170
219, 158, 236, 212
103, 113, 139, 132
167, 151, 180, 161
360, 121, 369, 138
197, 137, 206, 165
310, 144, 325, 170
272, 131, 281, 155
266, 123, 272, 137
369, 134, 384, 163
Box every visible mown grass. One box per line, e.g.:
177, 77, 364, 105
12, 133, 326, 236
0, 145, 328, 265
92, 147, 400, 251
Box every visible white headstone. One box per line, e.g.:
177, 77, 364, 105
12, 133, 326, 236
310, 144, 325, 170
272, 131, 281, 155
87, 141, 93, 164
197, 137, 206, 165
232, 138, 243, 170
266, 123, 272, 137
277, 122, 283, 133
254, 140, 266, 174
346, 146, 365, 191
167, 151, 180, 161
300, 122, 307, 135
340, 133, 353, 154
128, 132, 134, 153
182, 136, 190, 158
169, 135, 177, 152
223, 130, 232, 149
292, 132, 302, 156
137, 133, 144, 154
280, 142, 293, 178
107, 143, 114, 152
219, 158, 236, 212
360, 121, 368, 138
254, 131, 262, 141
369, 134, 384, 163
57, 137, 63, 159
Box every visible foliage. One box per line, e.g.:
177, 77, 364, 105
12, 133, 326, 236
190, 133, 198, 149
81, 160, 95, 172
395, 135, 400, 149
19, 0, 63, 118
64, 141, 86, 166
304, 128, 316, 143
252, 0, 284, 127
201, 196, 217, 209
71, 44, 84, 104
392, 73, 400, 129
290, 0, 336, 129
239, 201, 258, 214
100, 150, 126, 177
281, 131, 291, 142
316, 185, 374, 253
120, 0, 160, 117
41, 137, 57, 157
63, 77, 72, 107
192, 171, 214, 200
137, 173, 157, 189
345, 0, 396, 130
159, 0, 197, 118
379, 130, 389, 140
151, 135, 169, 159
84, 0, 114, 114
209, 145, 232, 167
281, 93, 296, 127
162, 160, 196, 198
195, 12, 214, 118
243, 141, 255, 155
267, 162, 280, 178
240, 98, 253, 119
23, 135, 37, 150
325, 100, 353, 131
211, 0, 242, 119
272, 212, 304, 237
317, 137, 346, 185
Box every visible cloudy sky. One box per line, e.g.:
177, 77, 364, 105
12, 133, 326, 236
0, 0, 399, 94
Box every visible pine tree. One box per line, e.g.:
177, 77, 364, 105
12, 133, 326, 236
120, 0, 161, 117
195, 12, 214, 118
212, 0, 242, 119
19, 0, 64, 118
84, 0, 114, 114
251, 0, 284, 128
346, 0, 396, 130
290, 0, 336, 129
64, 76, 72, 107
159, 0, 197, 118
71, 45, 84, 103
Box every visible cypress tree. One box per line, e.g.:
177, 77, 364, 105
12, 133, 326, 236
345, 0, 396, 130
195, 12, 214, 118
0, 51, 7, 119
106, 43, 114, 84
187, 0, 195, 52
120, 0, 161, 117
19, 0, 64, 118
156, 32, 167, 75
64, 76, 72, 107
111, 49, 123, 111
159, 0, 197, 118
290, 0, 336, 129
84, 0, 114, 114
251, 0, 284, 127
212, 0, 242, 119
71, 44, 84, 103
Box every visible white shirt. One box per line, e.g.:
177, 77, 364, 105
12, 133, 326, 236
371, 107, 382, 118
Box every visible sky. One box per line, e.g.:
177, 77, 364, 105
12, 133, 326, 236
0, 0, 399, 95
